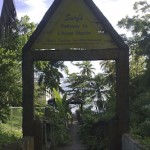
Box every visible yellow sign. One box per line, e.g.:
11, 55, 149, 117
33, 0, 118, 49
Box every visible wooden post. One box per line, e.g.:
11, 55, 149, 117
23, 137, 34, 150
34, 120, 43, 150
22, 50, 34, 150
115, 49, 129, 150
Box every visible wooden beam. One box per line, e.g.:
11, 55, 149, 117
115, 49, 129, 150
22, 51, 34, 136
32, 49, 120, 61
22, 50, 34, 149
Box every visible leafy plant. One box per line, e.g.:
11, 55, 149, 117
0, 123, 22, 149
44, 90, 72, 148
78, 108, 108, 150
118, 1, 150, 149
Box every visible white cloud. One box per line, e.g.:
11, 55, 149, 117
17, 0, 54, 23
93, 0, 137, 33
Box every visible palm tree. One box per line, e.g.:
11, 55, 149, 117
100, 60, 116, 87
74, 61, 95, 78
90, 73, 108, 111
0, 0, 17, 41
66, 62, 96, 105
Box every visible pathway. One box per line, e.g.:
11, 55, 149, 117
61, 115, 87, 150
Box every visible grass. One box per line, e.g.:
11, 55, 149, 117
0, 123, 22, 148
0, 108, 22, 148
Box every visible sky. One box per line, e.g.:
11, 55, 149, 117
0, 0, 138, 34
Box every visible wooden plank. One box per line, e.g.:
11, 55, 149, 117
22, 50, 34, 137
115, 49, 129, 150
32, 49, 120, 61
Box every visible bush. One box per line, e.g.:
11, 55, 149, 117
78, 107, 108, 150
44, 106, 71, 148
0, 123, 22, 148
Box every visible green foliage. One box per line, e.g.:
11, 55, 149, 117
6, 107, 22, 129
53, 88, 68, 115
118, 1, 150, 148
64, 60, 116, 149
0, 47, 21, 122
0, 107, 22, 149
0, 15, 36, 122
130, 90, 150, 146
79, 108, 108, 150
53, 120, 70, 146
53, 88, 63, 111
35, 107, 45, 120
141, 137, 150, 149
74, 61, 95, 77
43, 90, 72, 148
130, 129, 150, 150
118, 1, 150, 59
66, 73, 89, 99
34, 82, 46, 106
79, 120, 98, 149
0, 106, 10, 123
44, 106, 71, 147
66, 61, 110, 111
36, 61, 67, 93
0, 107, 22, 148
0, 123, 22, 148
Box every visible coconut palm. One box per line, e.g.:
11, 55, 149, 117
74, 61, 95, 78
0, 0, 17, 40
90, 73, 108, 111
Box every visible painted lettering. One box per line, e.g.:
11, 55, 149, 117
76, 31, 91, 35
58, 31, 74, 36
61, 24, 80, 29
64, 14, 83, 22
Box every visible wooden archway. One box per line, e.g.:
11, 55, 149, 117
22, 0, 129, 149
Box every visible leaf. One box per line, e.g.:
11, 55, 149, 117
53, 88, 64, 113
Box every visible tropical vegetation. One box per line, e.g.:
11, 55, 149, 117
0, 0, 150, 149
117, 1, 150, 148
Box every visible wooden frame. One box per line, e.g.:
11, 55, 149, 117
22, 48, 129, 150
22, 0, 129, 149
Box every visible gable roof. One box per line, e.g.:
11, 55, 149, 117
23, 0, 128, 51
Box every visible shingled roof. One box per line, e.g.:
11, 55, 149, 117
23, 0, 128, 51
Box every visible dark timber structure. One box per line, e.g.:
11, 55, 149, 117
22, 0, 129, 149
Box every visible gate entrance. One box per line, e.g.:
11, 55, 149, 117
22, 0, 129, 149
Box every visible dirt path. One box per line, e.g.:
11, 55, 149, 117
61, 115, 87, 150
